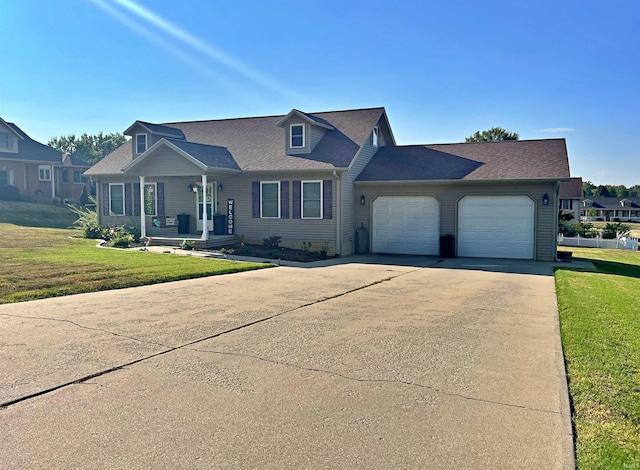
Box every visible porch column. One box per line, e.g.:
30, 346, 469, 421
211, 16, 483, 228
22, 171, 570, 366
201, 174, 208, 241
139, 176, 146, 238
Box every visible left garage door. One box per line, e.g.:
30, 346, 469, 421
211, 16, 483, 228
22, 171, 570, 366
372, 196, 440, 255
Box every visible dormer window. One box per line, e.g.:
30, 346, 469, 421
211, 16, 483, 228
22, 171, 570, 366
0, 132, 8, 150
621, 200, 631, 207
371, 126, 379, 147
290, 124, 305, 148
583, 200, 592, 208
136, 134, 147, 154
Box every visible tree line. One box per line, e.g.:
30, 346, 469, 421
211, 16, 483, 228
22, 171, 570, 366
48, 133, 127, 165
583, 182, 640, 198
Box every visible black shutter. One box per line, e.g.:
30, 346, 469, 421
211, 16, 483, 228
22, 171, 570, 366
124, 183, 132, 216
323, 180, 332, 219
281, 181, 289, 219
157, 182, 165, 217
292, 181, 301, 219
102, 183, 109, 216
134, 183, 141, 216
252, 181, 260, 218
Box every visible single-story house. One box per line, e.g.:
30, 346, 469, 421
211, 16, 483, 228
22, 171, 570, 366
0, 117, 91, 202
581, 197, 640, 222
558, 177, 583, 222
85, 107, 571, 260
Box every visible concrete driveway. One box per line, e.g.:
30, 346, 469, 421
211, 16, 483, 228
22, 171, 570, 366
0, 256, 573, 469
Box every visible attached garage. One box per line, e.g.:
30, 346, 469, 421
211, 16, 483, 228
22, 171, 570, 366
372, 196, 440, 255
457, 195, 535, 259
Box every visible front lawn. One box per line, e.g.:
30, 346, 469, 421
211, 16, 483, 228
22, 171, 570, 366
0, 200, 79, 228
0, 223, 271, 304
555, 247, 640, 468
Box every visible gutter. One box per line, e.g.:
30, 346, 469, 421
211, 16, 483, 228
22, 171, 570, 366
333, 170, 341, 255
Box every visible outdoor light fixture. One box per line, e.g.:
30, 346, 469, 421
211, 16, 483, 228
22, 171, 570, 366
542, 193, 549, 205
360, 194, 366, 206
187, 184, 194, 193
217, 183, 223, 192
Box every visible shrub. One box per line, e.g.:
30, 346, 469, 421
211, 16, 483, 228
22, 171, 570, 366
263, 235, 281, 249
180, 239, 195, 250
83, 224, 108, 239
559, 209, 575, 222
576, 222, 599, 238
0, 185, 21, 201
601, 222, 631, 240
110, 233, 134, 248
79, 186, 91, 206
559, 220, 579, 237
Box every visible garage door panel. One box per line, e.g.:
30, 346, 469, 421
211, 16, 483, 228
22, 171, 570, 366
372, 196, 440, 256
458, 196, 534, 259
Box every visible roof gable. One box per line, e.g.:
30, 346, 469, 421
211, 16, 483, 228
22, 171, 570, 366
275, 109, 335, 130
0, 121, 62, 163
124, 121, 185, 139
559, 177, 583, 198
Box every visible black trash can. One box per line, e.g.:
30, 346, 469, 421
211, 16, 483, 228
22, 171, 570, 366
177, 213, 190, 234
213, 214, 227, 235
440, 234, 455, 258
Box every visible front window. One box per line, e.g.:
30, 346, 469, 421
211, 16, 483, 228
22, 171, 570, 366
290, 124, 304, 148
136, 134, 147, 154
0, 132, 8, 150
0, 170, 8, 185
109, 183, 124, 215
371, 126, 379, 146
260, 181, 280, 218
39, 165, 51, 181
73, 170, 82, 183
144, 183, 157, 216
62, 170, 69, 183
561, 199, 572, 210
302, 180, 322, 219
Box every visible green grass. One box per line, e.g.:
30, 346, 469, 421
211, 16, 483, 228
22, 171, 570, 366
0, 200, 80, 228
0, 223, 271, 304
555, 247, 640, 469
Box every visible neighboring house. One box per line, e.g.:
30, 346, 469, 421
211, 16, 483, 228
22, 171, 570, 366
85, 107, 571, 260
581, 197, 640, 222
0, 117, 91, 202
558, 177, 583, 222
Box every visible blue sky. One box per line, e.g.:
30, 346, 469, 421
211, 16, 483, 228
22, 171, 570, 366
1, 0, 638, 185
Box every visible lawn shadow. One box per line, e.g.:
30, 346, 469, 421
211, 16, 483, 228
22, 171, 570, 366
569, 257, 640, 280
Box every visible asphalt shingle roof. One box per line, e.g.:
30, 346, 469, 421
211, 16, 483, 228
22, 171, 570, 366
137, 122, 186, 139
559, 177, 583, 198
356, 139, 570, 182
167, 139, 240, 171
87, 108, 384, 175
2, 123, 63, 163
583, 197, 640, 209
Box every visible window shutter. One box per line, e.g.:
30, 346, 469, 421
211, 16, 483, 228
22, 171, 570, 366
157, 182, 165, 217
280, 181, 289, 219
292, 181, 301, 219
252, 181, 260, 218
124, 183, 132, 216
102, 183, 109, 216
323, 180, 332, 219
8, 170, 13, 185
134, 183, 141, 216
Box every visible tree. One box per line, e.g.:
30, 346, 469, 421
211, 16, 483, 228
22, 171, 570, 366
48, 132, 127, 165
594, 185, 610, 197
582, 181, 596, 197
464, 127, 519, 143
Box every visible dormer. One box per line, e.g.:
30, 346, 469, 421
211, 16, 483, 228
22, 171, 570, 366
276, 109, 334, 155
620, 199, 632, 207
0, 117, 24, 154
124, 121, 186, 158
583, 199, 593, 208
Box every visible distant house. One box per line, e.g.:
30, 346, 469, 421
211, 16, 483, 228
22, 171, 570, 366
558, 177, 583, 222
581, 197, 640, 222
0, 117, 91, 202
85, 107, 571, 260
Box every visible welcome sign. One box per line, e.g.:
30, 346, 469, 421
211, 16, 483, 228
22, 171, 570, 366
227, 199, 235, 235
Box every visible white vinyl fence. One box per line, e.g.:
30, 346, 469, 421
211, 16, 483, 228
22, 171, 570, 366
557, 234, 638, 250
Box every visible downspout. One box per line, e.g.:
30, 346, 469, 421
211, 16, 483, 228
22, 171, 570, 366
554, 181, 560, 261
139, 175, 146, 239
201, 174, 208, 241
50, 164, 55, 199
333, 170, 341, 255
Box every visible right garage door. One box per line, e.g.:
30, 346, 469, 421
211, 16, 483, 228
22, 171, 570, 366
458, 195, 534, 259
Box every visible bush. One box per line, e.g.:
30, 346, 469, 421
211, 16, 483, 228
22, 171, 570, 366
180, 239, 195, 250
0, 185, 21, 201
263, 235, 281, 249
601, 222, 631, 240
111, 233, 134, 248
83, 224, 108, 239
559, 220, 579, 237
576, 222, 599, 238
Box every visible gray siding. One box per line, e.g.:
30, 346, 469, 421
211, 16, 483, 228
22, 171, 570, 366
130, 148, 204, 176
354, 180, 559, 261
281, 117, 311, 155
339, 126, 382, 256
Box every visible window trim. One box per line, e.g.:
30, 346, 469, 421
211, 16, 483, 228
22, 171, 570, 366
0, 132, 9, 150
301, 180, 323, 219
136, 133, 147, 154
38, 165, 51, 181
260, 181, 281, 218
290, 124, 305, 148
73, 170, 83, 184
371, 126, 379, 147
61, 169, 69, 183
144, 182, 157, 216
109, 183, 125, 216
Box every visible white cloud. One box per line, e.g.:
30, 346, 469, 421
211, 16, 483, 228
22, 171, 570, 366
534, 128, 574, 133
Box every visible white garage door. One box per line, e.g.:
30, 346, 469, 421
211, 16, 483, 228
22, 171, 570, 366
458, 195, 534, 259
372, 196, 440, 255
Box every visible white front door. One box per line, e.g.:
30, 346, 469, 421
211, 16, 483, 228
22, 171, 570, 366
196, 183, 216, 231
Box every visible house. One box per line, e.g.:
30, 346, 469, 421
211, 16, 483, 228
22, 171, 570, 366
558, 177, 583, 222
581, 197, 640, 222
84, 107, 571, 260
0, 117, 91, 202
